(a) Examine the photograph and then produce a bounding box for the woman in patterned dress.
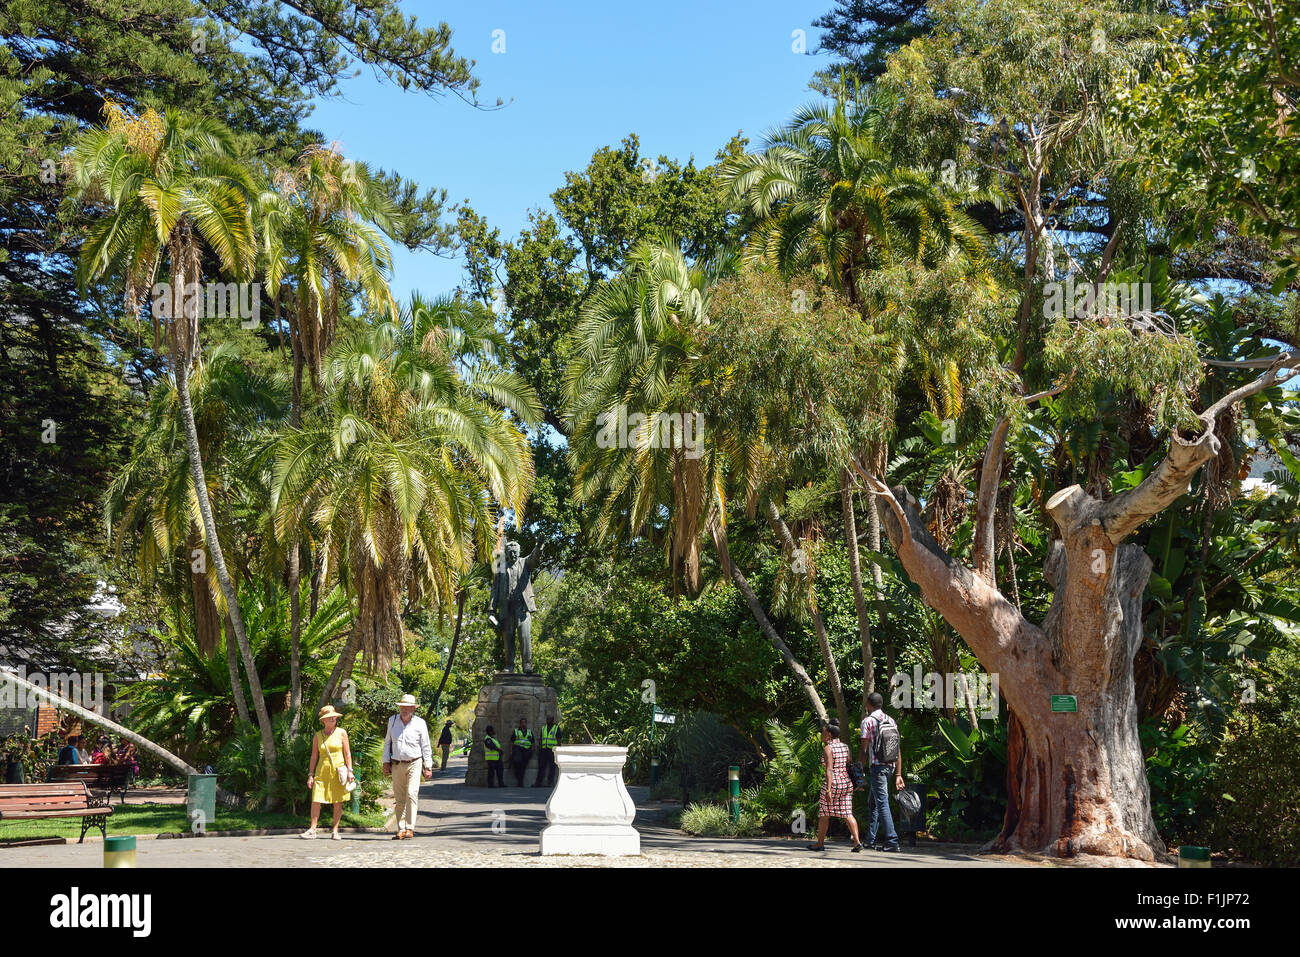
[809,722,863,852]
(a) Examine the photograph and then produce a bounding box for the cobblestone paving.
[0,756,1024,868]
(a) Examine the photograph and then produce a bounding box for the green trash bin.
[350,781,361,815]
[187,773,217,834]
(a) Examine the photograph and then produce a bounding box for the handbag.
[846,760,865,790]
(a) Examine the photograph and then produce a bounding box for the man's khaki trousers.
[392,759,423,833]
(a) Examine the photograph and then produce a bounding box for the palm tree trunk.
[811,609,851,737]
[224,613,251,724]
[286,539,304,736]
[2,669,246,807]
[764,499,849,734]
[173,313,279,799]
[309,545,321,621]
[865,493,896,681]
[2,670,199,777]
[707,520,828,724]
[841,468,875,699]
[425,588,467,726]
[319,625,362,711]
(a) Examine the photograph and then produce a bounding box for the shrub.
[680,801,764,837]
[742,713,823,829]
[1206,649,1300,865]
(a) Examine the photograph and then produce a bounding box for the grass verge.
[0,803,386,843]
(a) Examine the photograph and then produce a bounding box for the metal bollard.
[104,834,136,868]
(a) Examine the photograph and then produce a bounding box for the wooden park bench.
[0,782,113,843]
[46,763,133,805]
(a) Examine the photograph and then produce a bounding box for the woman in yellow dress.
[301,705,354,839]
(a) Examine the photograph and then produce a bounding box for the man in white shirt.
[382,694,433,839]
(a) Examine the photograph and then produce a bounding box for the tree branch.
[973,417,1010,581]
[847,461,1048,683]
[1098,358,1298,542]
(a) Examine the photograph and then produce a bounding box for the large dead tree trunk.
[851,360,1294,859]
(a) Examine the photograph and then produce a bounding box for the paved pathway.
[0,756,1026,868]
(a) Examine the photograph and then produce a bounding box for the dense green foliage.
[3,0,1298,862]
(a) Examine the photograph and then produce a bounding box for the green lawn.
[0,803,387,842]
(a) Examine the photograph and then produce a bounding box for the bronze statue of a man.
[487,539,543,673]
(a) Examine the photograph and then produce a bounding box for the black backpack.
[871,713,900,765]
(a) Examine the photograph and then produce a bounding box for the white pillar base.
[539,745,640,856]
[539,825,640,857]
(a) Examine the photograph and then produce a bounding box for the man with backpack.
[859,692,906,852]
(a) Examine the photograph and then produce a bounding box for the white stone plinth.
[539,745,640,856]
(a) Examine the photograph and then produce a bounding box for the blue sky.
[306,1,833,301]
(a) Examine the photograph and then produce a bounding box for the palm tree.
[68,104,280,787]
[566,239,736,597]
[105,345,288,721]
[721,91,989,303]
[257,143,400,733]
[271,294,540,707]
[565,239,832,723]
[722,90,994,698]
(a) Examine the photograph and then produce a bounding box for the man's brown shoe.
[392,832,403,840]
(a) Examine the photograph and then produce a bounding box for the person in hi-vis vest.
[483,725,503,787]
[510,717,533,786]
[534,715,561,788]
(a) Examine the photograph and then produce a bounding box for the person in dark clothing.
[534,714,560,788]
[483,725,504,787]
[510,718,533,787]
[438,720,454,771]
[56,735,81,765]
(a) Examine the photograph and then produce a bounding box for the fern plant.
[743,713,826,828]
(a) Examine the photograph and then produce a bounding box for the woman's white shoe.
[299,828,317,839]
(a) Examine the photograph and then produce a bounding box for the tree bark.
[224,613,251,725]
[191,547,222,659]
[841,468,875,699]
[855,464,1164,859]
[2,669,199,777]
[865,493,895,682]
[170,255,279,798]
[425,588,467,726]
[319,625,363,712]
[764,499,850,735]
[286,539,303,736]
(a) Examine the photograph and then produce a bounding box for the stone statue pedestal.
[465,673,560,788]
[539,745,640,856]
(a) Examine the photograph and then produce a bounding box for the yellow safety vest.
[541,724,558,748]
[484,735,500,760]
[513,728,532,748]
